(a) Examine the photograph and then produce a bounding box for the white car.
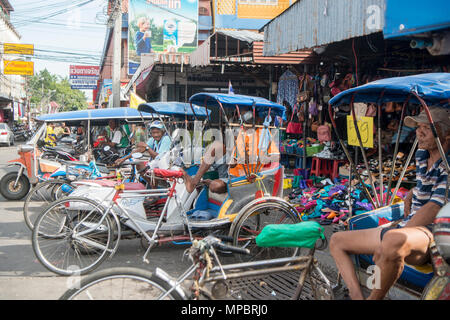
[0,123,14,146]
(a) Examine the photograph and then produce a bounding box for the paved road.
[0,144,338,300]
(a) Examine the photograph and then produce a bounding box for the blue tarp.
[36,107,156,122]
[383,0,450,39]
[137,102,210,118]
[189,93,286,120]
[329,73,450,108]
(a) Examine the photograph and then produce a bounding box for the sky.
[9,0,109,101]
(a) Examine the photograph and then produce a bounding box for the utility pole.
[112,0,122,108]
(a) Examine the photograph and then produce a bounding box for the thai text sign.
[3,60,34,76]
[69,65,100,77]
[69,65,99,89]
[3,43,34,55]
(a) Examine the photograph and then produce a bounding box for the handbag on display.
[317,123,332,142]
[311,121,320,132]
[365,103,377,117]
[286,104,303,134]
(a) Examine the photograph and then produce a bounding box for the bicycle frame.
[154,240,334,300]
[70,177,195,264]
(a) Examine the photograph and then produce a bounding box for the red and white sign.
[69,65,100,77]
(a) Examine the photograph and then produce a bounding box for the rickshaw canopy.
[188,93,286,120]
[329,73,450,108]
[137,102,210,119]
[36,107,156,124]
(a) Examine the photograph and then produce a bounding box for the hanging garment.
[277,70,299,110]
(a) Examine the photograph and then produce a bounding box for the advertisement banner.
[128,0,199,74]
[3,60,34,76]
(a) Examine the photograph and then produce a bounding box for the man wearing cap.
[114,120,171,166]
[330,106,450,300]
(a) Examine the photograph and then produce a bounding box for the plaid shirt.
[403,149,450,226]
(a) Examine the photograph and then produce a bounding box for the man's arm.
[403,188,414,218]
[114,142,148,165]
[404,201,441,227]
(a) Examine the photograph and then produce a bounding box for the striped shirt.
[402,149,450,227]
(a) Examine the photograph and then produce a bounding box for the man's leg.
[330,228,382,300]
[367,226,432,300]
[183,141,226,193]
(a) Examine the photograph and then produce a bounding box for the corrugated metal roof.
[252,41,317,64]
[262,0,386,56]
[215,29,264,43]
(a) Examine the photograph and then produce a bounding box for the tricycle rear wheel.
[231,199,301,262]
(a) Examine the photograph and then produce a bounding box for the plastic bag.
[255,221,325,249]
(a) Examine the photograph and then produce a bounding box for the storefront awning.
[189,30,317,67]
[260,0,386,56]
[383,0,450,39]
[0,94,13,104]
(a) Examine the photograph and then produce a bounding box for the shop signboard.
[69,65,99,90]
[346,115,374,148]
[3,60,34,76]
[3,43,34,55]
[128,0,199,75]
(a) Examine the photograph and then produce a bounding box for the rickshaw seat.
[187,187,227,221]
[347,203,434,288]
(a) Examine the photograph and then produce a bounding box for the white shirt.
[110,129,122,145]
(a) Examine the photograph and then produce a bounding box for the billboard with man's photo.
[128,0,199,75]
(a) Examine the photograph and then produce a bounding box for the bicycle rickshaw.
[0,107,156,201]
[328,73,450,299]
[22,107,157,230]
[59,76,449,301]
[31,96,301,276]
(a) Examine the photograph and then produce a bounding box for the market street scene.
[0,0,449,304]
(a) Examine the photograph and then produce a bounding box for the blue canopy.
[137,102,210,118]
[36,107,156,123]
[329,73,450,108]
[188,93,286,120]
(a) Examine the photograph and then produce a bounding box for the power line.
[1,0,95,31]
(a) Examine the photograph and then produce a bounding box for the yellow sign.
[3,60,34,76]
[129,91,146,109]
[3,43,34,55]
[347,115,374,148]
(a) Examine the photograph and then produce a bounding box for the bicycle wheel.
[231,201,301,262]
[60,267,183,300]
[32,197,113,276]
[23,180,74,230]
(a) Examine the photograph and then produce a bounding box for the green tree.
[27,69,87,112]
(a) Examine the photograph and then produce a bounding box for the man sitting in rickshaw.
[330,106,450,300]
[114,120,171,166]
[103,119,131,153]
[183,110,280,194]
